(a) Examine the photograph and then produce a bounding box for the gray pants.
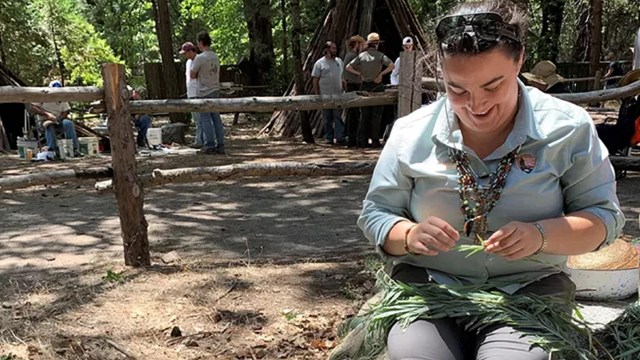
[387,263,574,360]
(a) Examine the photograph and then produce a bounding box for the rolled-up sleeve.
[357,124,414,257]
[560,114,625,247]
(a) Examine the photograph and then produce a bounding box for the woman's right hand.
[406,217,460,255]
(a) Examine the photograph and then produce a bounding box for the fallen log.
[0,86,104,104]
[95,161,377,193]
[610,155,640,172]
[0,167,113,191]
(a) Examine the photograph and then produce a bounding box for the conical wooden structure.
[261,0,427,137]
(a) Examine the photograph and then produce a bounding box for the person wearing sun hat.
[521,60,569,93]
[346,32,395,148]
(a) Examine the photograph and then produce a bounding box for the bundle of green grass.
[336,271,640,360]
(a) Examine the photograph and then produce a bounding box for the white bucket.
[146,128,162,146]
[17,138,39,160]
[57,139,74,159]
[78,137,99,156]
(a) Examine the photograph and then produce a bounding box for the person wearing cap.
[343,35,367,147]
[390,36,414,86]
[521,60,569,94]
[312,41,346,145]
[346,32,395,148]
[28,80,80,158]
[190,31,225,155]
[179,41,202,148]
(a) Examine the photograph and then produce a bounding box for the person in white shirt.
[179,42,202,148]
[190,31,225,155]
[29,80,80,157]
[390,36,415,86]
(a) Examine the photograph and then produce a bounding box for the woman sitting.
[357,1,625,359]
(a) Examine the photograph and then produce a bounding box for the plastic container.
[569,267,639,300]
[146,128,162,146]
[78,137,99,156]
[57,139,74,159]
[17,138,39,160]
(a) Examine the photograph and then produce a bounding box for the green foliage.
[85,0,159,81]
[343,271,640,360]
[0,0,53,84]
[102,269,124,283]
[177,0,248,65]
[0,0,120,85]
[0,354,17,360]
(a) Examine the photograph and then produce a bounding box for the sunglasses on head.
[435,12,519,46]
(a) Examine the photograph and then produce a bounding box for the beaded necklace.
[449,145,520,244]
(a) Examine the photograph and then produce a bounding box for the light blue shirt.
[357,81,625,293]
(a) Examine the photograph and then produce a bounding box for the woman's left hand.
[483,221,543,260]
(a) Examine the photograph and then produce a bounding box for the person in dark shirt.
[604,52,624,89]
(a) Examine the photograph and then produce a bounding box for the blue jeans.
[196,91,225,151]
[192,112,204,146]
[322,108,345,142]
[134,114,152,146]
[45,118,79,151]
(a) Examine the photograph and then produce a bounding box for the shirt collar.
[432,80,545,158]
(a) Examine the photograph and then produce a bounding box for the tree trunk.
[280,0,289,77]
[101,63,150,267]
[151,0,185,124]
[0,33,6,65]
[589,0,603,77]
[537,0,565,62]
[242,0,276,87]
[290,0,314,143]
[572,0,590,62]
[359,0,375,37]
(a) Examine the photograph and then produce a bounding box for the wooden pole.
[397,51,415,118]
[101,63,150,267]
[411,53,423,112]
[593,70,602,91]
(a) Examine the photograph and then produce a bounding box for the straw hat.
[348,35,366,44]
[367,32,381,43]
[521,60,565,91]
[619,68,640,87]
[567,239,638,270]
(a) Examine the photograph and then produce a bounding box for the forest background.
[0,0,638,93]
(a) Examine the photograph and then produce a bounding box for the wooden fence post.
[101,63,150,267]
[397,51,422,118]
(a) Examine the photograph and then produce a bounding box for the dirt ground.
[1,115,639,360]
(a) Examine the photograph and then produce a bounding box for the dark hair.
[197,31,212,47]
[324,41,335,49]
[438,0,526,61]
